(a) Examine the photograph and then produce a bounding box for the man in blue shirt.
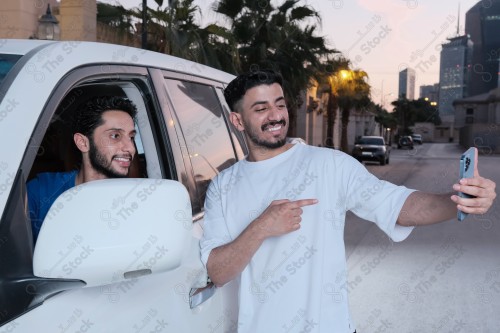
[27,96,138,242]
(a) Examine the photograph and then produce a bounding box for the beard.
[88,137,130,178]
[246,119,288,149]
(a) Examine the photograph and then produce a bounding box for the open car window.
[28,81,159,182]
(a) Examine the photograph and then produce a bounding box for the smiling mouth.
[113,155,133,167]
[262,120,286,132]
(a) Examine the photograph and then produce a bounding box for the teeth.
[267,125,281,132]
[114,157,130,162]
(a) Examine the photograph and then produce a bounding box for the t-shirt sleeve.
[342,155,415,242]
[200,176,232,268]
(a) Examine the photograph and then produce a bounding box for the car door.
[1,63,238,332]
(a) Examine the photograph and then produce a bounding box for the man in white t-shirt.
[200,70,496,333]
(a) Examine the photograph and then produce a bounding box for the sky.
[98,0,480,108]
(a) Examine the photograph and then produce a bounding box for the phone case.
[457,147,475,221]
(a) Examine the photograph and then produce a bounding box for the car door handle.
[189,282,216,309]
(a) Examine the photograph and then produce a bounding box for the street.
[345,143,500,332]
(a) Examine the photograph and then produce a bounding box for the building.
[0,0,58,39]
[0,0,138,46]
[438,35,473,141]
[465,0,500,97]
[0,0,96,41]
[419,83,439,103]
[438,34,473,139]
[453,87,500,153]
[398,68,416,100]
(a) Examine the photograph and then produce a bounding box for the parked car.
[0,40,247,331]
[411,134,423,145]
[398,135,414,149]
[351,136,390,165]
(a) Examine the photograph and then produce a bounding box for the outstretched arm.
[397,148,496,227]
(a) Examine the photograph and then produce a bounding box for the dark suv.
[352,136,390,165]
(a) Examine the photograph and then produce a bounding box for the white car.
[411,133,423,145]
[0,40,245,332]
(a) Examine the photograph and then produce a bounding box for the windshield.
[0,54,22,87]
[358,137,384,145]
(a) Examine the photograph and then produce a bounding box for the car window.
[164,79,237,212]
[358,137,384,145]
[28,81,154,181]
[0,53,22,87]
[216,87,248,159]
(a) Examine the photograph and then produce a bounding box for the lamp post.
[37,4,60,40]
[381,93,394,110]
[142,0,147,49]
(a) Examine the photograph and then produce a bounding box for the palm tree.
[212,0,334,136]
[336,69,371,152]
[391,97,441,138]
[129,0,201,56]
[316,57,349,148]
[128,0,240,73]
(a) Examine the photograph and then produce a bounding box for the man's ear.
[230,112,244,131]
[73,133,90,153]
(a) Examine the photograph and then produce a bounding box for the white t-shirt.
[200,144,415,333]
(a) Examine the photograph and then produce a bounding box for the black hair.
[223,69,284,112]
[72,96,137,137]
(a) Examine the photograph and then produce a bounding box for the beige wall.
[0,0,95,41]
[96,22,141,48]
[0,0,58,39]
[59,0,96,41]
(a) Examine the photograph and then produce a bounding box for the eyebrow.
[250,96,285,109]
[105,128,137,135]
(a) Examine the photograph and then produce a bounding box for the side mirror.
[33,179,192,288]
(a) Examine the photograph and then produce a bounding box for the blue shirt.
[27,170,78,242]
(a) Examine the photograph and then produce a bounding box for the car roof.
[0,39,235,83]
[0,39,52,55]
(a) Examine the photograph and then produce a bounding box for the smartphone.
[457,147,475,221]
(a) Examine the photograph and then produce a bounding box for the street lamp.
[37,4,60,40]
[190,153,218,175]
[381,93,394,109]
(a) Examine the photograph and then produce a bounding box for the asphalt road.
[344,143,500,333]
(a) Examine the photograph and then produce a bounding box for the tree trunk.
[287,105,297,138]
[340,106,350,153]
[325,92,337,148]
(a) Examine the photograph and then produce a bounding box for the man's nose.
[122,137,136,155]
[267,105,283,120]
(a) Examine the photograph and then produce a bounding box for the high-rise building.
[438,35,473,120]
[465,0,500,96]
[398,68,416,99]
[419,83,439,103]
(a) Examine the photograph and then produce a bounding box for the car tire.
[386,157,390,165]
[380,157,386,166]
